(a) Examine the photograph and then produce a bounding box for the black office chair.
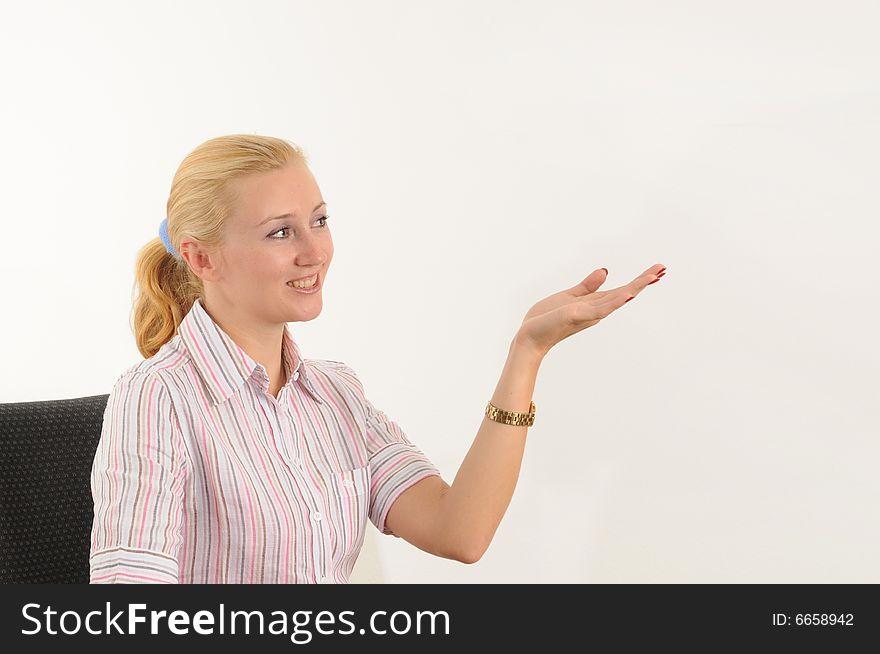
[0,394,108,583]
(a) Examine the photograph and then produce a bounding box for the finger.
[591,288,633,311]
[591,272,658,310]
[638,263,666,289]
[564,267,609,297]
[637,263,666,282]
[572,288,631,322]
[615,264,667,304]
[584,263,665,296]
[616,264,667,297]
[574,264,666,304]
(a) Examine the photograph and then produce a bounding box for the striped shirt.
[89,297,441,583]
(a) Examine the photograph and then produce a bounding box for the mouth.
[286,273,321,293]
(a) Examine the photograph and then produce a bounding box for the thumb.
[566,267,608,297]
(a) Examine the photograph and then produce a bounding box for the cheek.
[241,251,281,280]
[223,247,266,280]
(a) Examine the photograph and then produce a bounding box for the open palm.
[516,264,666,357]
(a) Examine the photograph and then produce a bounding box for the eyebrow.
[258,202,327,227]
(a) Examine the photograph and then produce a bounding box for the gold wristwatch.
[485,400,536,427]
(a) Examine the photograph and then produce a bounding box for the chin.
[284,304,323,321]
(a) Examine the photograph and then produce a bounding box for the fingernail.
[601,268,608,275]
[625,296,634,303]
[657,267,666,275]
[647,277,661,285]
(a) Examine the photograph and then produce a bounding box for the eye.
[269,215,330,239]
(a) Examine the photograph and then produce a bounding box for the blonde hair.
[131,134,308,359]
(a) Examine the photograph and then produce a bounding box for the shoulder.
[109,337,189,393]
[106,343,189,413]
[106,368,174,410]
[305,358,360,383]
[304,358,367,404]
[103,347,191,444]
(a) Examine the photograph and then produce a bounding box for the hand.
[515,264,666,357]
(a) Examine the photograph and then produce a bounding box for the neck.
[200,296,289,394]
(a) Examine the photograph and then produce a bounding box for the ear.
[180,237,223,283]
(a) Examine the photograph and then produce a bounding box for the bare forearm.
[442,333,544,562]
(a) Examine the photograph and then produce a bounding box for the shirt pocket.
[325,464,371,563]
[330,464,370,500]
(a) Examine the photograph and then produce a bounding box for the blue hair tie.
[159,217,180,259]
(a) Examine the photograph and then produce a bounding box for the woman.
[89,134,666,583]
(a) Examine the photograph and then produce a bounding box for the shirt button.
[318,575,330,584]
[293,370,300,381]
[311,511,323,522]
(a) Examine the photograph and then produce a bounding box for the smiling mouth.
[287,274,320,290]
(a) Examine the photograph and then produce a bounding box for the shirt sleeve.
[89,370,189,583]
[333,363,442,537]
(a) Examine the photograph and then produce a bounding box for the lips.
[286,273,321,291]
[288,275,316,285]
[289,272,320,282]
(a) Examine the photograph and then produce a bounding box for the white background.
[1,0,878,583]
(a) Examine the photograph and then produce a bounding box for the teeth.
[289,275,317,288]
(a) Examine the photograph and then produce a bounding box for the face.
[189,162,333,325]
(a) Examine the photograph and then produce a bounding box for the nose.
[293,231,328,266]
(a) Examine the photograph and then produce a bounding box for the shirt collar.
[178,297,325,406]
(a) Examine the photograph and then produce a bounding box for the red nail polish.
[625,296,634,303]
[647,277,661,285]
[657,267,666,275]
[601,268,608,275]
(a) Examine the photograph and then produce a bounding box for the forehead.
[226,163,321,226]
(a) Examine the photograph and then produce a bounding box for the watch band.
[485,400,536,427]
